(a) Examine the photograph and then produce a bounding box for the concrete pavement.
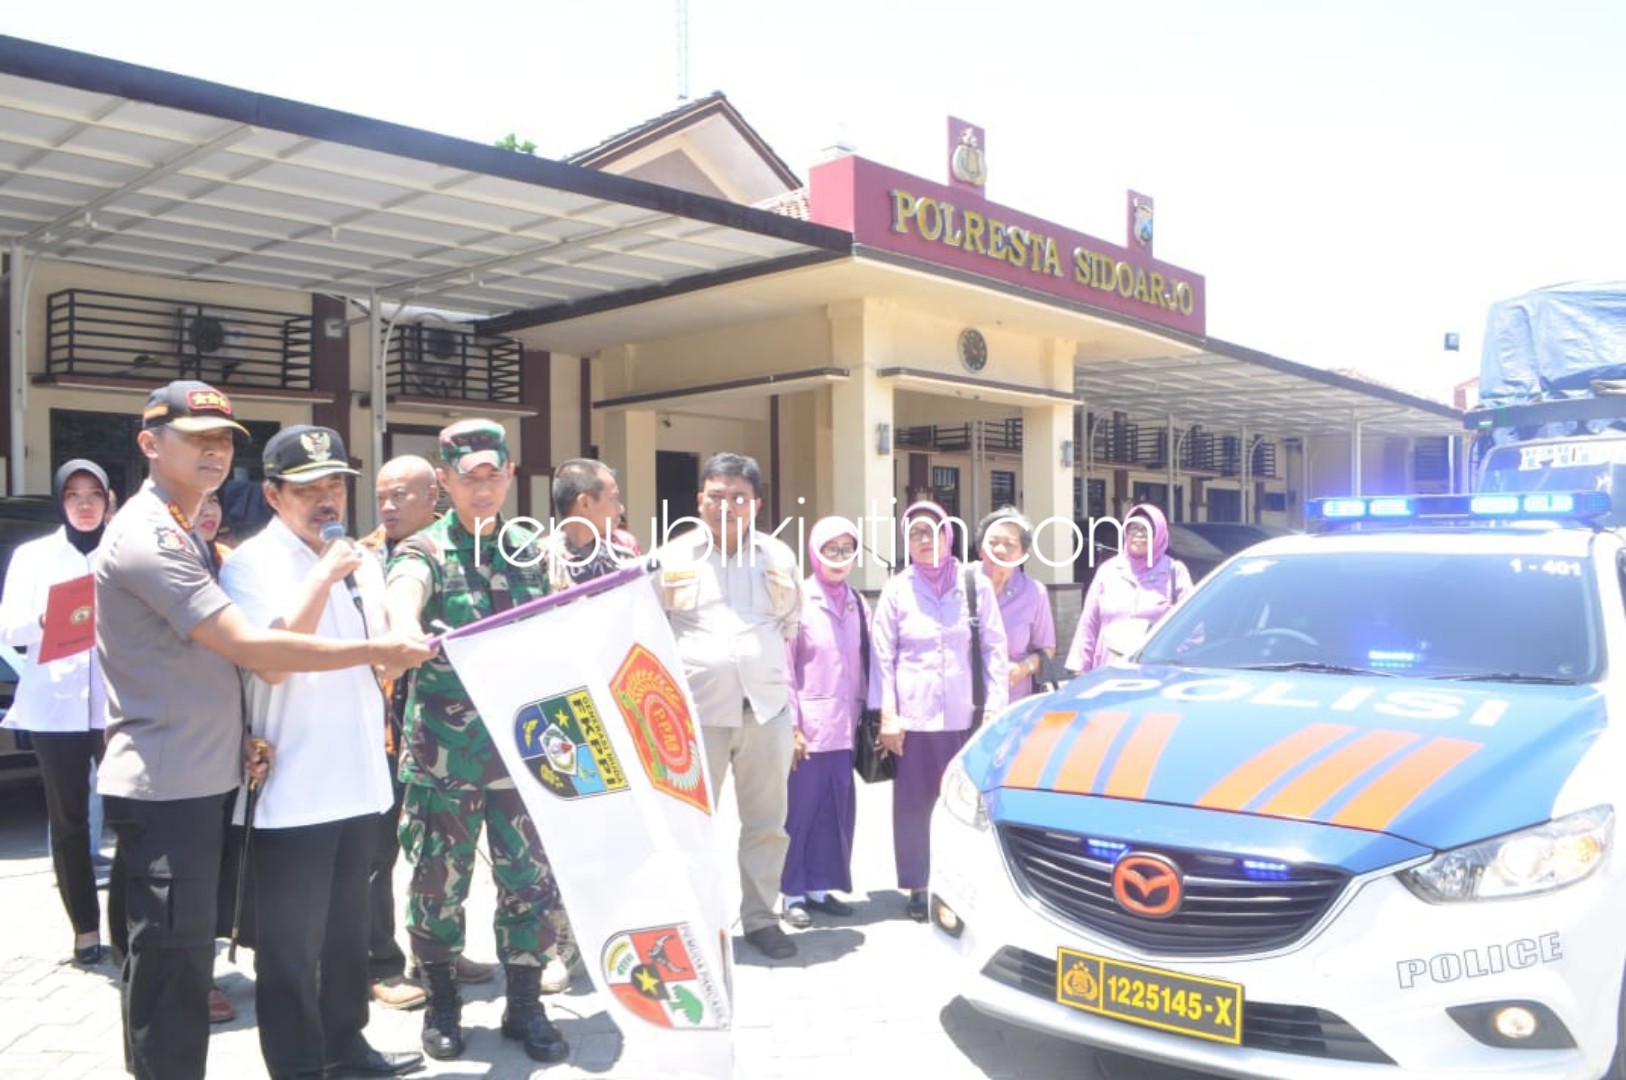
[0,780,1213,1079]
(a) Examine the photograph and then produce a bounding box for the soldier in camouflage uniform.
[383,419,568,1065]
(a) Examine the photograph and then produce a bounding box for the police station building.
[0,36,1462,596]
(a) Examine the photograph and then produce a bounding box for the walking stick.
[228,737,269,963]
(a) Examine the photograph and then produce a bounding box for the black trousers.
[32,730,104,936]
[366,772,407,980]
[105,791,234,1080]
[253,813,378,1079]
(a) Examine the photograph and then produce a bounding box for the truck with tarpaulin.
[1466,282,1626,523]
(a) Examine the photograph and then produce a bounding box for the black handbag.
[1030,649,1067,694]
[853,706,894,783]
[853,602,896,783]
[965,567,986,730]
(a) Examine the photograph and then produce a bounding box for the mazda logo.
[1112,853,1183,918]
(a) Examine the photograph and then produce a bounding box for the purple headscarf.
[901,500,957,597]
[807,515,860,609]
[1122,503,1176,587]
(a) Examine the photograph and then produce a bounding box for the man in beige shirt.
[656,452,801,959]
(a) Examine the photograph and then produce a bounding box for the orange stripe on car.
[1101,711,1183,799]
[1195,723,1355,811]
[1330,737,1483,832]
[1255,729,1422,820]
[1002,711,1078,790]
[1051,710,1131,794]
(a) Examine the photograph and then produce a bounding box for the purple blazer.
[788,578,878,753]
[874,565,1009,733]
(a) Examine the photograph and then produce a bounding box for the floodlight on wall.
[877,422,892,456]
[1062,439,1076,468]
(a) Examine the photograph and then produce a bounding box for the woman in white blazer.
[0,459,112,966]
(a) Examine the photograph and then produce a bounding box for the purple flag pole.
[427,561,652,650]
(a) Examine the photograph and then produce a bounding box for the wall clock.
[958,327,988,373]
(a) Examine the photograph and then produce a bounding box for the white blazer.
[0,527,107,733]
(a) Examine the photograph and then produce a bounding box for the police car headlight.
[1399,806,1613,903]
[940,756,989,831]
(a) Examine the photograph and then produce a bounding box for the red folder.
[37,574,95,664]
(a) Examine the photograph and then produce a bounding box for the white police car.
[930,492,1626,1078]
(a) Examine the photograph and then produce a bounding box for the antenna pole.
[675,0,689,102]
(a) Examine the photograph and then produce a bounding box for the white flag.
[439,566,732,1078]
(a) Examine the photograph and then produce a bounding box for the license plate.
[1055,947,1243,1045]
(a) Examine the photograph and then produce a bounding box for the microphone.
[320,521,364,613]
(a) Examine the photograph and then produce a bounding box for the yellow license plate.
[1055,947,1243,1045]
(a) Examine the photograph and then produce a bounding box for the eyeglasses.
[702,491,753,506]
[907,526,939,542]
[820,542,857,559]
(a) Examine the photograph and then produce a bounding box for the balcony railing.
[386,323,522,404]
[896,419,1024,453]
[1089,418,1279,478]
[46,289,314,390]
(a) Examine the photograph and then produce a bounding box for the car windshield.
[1138,548,1601,683]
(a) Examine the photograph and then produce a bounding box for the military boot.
[500,963,570,1063]
[420,961,464,1060]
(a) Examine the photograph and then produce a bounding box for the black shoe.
[782,901,812,929]
[324,1047,424,1077]
[906,890,929,923]
[418,962,463,1060]
[804,894,855,916]
[501,964,570,1063]
[744,924,797,960]
[72,943,104,967]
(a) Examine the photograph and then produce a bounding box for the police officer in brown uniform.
[96,381,433,1080]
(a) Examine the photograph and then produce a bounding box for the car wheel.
[1607,966,1626,1080]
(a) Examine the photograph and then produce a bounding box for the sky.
[7,0,1626,403]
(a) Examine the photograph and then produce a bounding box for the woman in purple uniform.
[873,501,1007,922]
[780,517,875,928]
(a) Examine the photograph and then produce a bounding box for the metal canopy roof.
[0,37,848,319]
[1073,338,1463,438]
[0,37,1461,446]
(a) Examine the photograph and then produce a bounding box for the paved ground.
[0,781,1219,1079]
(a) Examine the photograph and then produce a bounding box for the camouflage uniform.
[388,511,557,967]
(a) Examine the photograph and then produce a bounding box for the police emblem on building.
[951,127,987,188]
[1129,190,1155,255]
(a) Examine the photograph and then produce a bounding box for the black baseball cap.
[263,425,361,483]
[140,380,250,436]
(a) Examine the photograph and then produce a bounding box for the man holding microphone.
[220,425,423,1078]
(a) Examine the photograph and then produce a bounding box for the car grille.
[983,946,1394,1065]
[998,824,1349,956]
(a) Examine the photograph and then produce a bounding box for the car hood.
[970,665,1607,851]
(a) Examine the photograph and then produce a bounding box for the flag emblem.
[601,923,726,1030]
[513,689,628,800]
[611,644,710,813]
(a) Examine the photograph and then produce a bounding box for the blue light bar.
[1085,838,1130,863]
[1320,498,1371,519]
[1241,858,1292,882]
[1308,491,1611,527]
[1468,494,1520,515]
[1368,497,1414,517]
[1521,493,1576,514]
